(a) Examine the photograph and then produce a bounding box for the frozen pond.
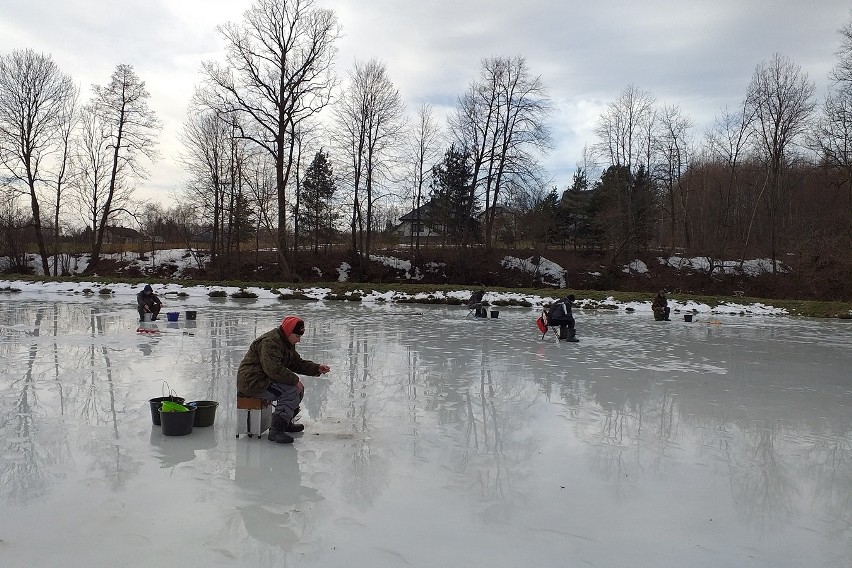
[0,293,850,567]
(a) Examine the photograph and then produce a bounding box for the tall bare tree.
[406,103,443,267]
[201,0,340,279]
[0,49,75,275]
[593,84,657,258]
[830,17,852,85]
[652,104,693,248]
[179,106,238,275]
[701,101,757,262]
[450,56,551,248]
[48,89,78,276]
[83,64,160,275]
[745,53,815,274]
[72,104,127,257]
[813,16,852,228]
[332,58,405,268]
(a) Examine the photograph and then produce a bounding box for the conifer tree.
[297,150,338,253]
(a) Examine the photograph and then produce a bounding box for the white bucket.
[142,313,153,322]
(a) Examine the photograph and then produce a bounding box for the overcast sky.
[1,0,850,207]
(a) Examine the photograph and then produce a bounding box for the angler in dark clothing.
[467,290,485,308]
[467,290,487,317]
[137,284,162,321]
[547,294,578,341]
[237,316,331,444]
[652,291,671,321]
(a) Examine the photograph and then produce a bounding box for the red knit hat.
[280,316,305,336]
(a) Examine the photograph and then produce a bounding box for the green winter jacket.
[236,327,321,395]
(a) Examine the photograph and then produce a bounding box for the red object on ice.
[136,327,160,334]
[535,315,547,334]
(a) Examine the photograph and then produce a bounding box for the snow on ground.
[659,255,788,275]
[0,249,797,316]
[0,277,788,316]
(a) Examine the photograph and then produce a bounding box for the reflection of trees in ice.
[552,363,850,536]
[0,306,69,504]
[802,427,852,558]
[551,373,684,495]
[454,360,536,520]
[174,311,249,417]
[0,303,148,498]
[728,423,796,531]
[339,327,390,511]
[430,348,536,520]
[0,375,52,504]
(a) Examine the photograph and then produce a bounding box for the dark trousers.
[550,317,574,339]
[138,305,161,320]
[258,381,304,424]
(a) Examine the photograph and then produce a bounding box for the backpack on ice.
[536,311,548,337]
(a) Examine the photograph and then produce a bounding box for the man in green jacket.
[237,316,331,444]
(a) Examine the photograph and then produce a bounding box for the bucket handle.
[161,381,178,399]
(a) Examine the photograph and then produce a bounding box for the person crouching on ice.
[547,294,578,342]
[137,284,162,321]
[237,316,331,444]
[652,291,671,321]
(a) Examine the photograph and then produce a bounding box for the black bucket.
[149,396,185,426]
[684,314,693,322]
[187,400,219,427]
[160,406,196,436]
[185,310,197,320]
[490,310,499,318]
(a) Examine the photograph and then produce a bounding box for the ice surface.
[0,292,850,567]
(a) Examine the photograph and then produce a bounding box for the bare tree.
[83,64,160,275]
[201,0,340,279]
[592,84,657,258]
[450,56,551,248]
[813,16,852,228]
[745,53,815,274]
[701,101,757,262]
[48,89,78,275]
[178,104,255,275]
[652,104,693,248]
[332,58,405,269]
[406,103,443,268]
[593,84,656,171]
[830,17,852,85]
[72,104,129,257]
[0,49,76,275]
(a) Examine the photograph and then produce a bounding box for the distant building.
[396,199,444,239]
[101,226,144,245]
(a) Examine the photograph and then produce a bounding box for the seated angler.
[467,290,485,309]
[237,316,331,444]
[652,291,671,321]
[547,294,579,342]
[467,289,487,316]
[137,284,162,321]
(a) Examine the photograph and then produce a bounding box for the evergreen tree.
[561,168,593,249]
[430,145,477,246]
[298,150,339,253]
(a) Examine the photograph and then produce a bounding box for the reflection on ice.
[0,295,850,567]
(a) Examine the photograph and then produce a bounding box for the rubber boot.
[558,325,568,340]
[567,328,579,342]
[269,414,294,443]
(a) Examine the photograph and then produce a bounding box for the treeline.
[1,0,850,286]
